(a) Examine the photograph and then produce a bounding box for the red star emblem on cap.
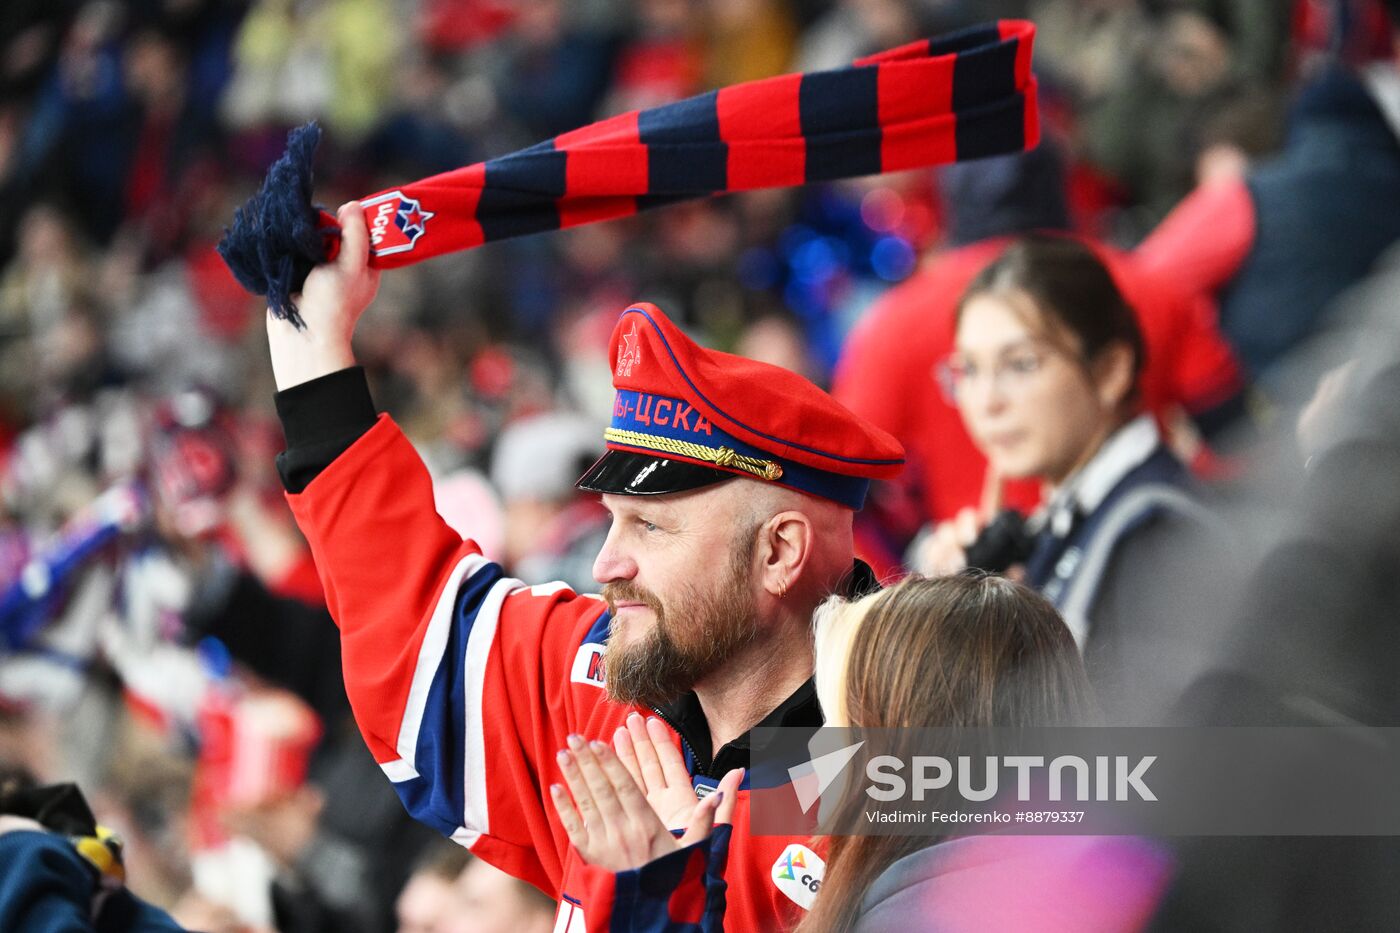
[617,321,641,378]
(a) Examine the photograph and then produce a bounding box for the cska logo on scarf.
[362,190,436,257]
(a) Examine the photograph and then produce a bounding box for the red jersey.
[287,415,817,931]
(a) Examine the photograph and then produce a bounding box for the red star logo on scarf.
[616,322,642,378]
[397,203,434,240]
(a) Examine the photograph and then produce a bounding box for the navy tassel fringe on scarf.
[220,21,1040,327]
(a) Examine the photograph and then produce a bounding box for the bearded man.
[266,204,903,931]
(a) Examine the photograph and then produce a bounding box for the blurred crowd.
[2,0,1400,930]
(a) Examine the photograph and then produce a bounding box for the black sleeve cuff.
[274,367,378,493]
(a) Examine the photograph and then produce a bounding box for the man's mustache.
[602,581,664,616]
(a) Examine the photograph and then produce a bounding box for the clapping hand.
[549,719,743,872]
[614,713,739,831]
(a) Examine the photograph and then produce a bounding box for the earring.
[778,580,788,599]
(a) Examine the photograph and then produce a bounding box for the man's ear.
[1093,342,1136,412]
[758,511,815,599]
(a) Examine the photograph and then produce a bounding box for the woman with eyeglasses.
[916,234,1225,718]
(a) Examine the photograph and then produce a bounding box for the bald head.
[691,477,856,610]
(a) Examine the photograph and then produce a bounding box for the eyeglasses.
[935,345,1055,403]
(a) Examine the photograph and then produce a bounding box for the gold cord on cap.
[604,428,784,482]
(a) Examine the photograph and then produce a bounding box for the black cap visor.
[575,449,738,497]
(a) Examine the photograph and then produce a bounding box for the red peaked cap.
[575,304,904,510]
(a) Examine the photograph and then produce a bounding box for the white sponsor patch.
[771,844,825,910]
[570,643,607,687]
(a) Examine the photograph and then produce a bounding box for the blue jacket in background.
[0,831,184,933]
[1222,66,1400,381]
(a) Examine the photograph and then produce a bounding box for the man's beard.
[602,532,759,708]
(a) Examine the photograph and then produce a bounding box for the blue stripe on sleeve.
[391,561,506,834]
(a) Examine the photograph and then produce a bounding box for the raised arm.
[264,206,606,896]
[266,201,380,392]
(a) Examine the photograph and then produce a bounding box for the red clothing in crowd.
[1134,179,1256,305]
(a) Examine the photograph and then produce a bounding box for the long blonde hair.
[799,572,1097,933]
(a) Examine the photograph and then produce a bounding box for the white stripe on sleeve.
[395,552,492,769]
[379,758,420,783]
[460,576,525,837]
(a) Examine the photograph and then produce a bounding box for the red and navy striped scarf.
[221,20,1038,325]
